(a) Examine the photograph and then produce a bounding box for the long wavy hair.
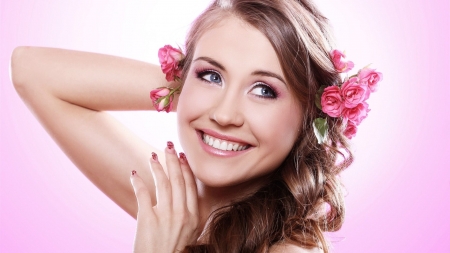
[180,0,353,252]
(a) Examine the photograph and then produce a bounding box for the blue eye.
[197,70,222,84]
[250,83,278,99]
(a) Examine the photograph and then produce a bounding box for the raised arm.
[11,46,175,218]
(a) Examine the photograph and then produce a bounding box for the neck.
[195,174,272,241]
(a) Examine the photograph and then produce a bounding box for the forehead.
[192,16,285,78]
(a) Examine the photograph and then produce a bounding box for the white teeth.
[208,137,214,146]
[213,139,220,149]
[202,133,248,152]
[219,141,227,150]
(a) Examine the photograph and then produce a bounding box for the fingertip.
[130,171,137,188]
[179,152,186,164]
[130,170,143,186]
[150,152,159,163]
[166,141,176,154]
[130,170,137,182]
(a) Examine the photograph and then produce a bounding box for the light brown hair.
[181,0,353,252]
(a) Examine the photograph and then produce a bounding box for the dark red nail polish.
[167,141,174,149]
[132,170,137,175]
[151,152,158,161]
[179,152,186,162]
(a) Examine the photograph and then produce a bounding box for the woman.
[11,0,381,252]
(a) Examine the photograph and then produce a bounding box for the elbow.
[10,46,32,97]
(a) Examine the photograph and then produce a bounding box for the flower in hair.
[342,102,370,125]
[358,68,382,92]
[330,49,354,73]
[313,50,383,143]
[320,86,343,117]
[341,77,369,108]
[343,121,358,139]
[150,45,185,113]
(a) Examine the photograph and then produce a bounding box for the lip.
[196,130,253,157]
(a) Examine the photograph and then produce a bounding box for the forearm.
[11,46,178,111]
[10,46,168,217]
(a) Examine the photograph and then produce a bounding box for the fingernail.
[167,141,174,150]
[131,170,137,176]
[151,152,158,162]
[179,152,186,163]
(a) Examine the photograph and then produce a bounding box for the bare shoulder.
[270,243,324,253]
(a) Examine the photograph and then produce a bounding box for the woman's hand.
[130,142,199,253]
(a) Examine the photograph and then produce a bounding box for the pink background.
[1,0,449,252]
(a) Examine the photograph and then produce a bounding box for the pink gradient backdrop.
[1,0,449,252]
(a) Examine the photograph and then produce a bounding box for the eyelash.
[250,82,279,99]
[195,69,223,85]
[195,69,279,99]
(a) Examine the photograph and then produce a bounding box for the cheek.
[177,75,223,121]
[177,82,199,138]
[249,102,301,140]
[176,78,219,148]
[247,101,302,162]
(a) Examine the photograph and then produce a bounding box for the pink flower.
[150,87,173,112]
[330,49,354,73]
[321,86,343,117]
[343,121,358,139]
[158,45,184,82]
[341,77,369,108]
[358,68,383,92]
[342,102,370,125]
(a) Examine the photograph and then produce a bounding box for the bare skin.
[11,20,322,251]
[11,46,169,218]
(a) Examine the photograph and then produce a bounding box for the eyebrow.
[194,56,226,71]
[251,70,286,85]
[194,56,287,85]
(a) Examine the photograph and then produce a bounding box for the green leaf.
[315,85,326,110]
[313,118,328,144]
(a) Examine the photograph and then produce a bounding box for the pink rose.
[150,87,173,112]
[321,86,343,117]
[343,121,358,139]
[342,102,370,125]
[158,45,184,82]
[358,68,383,92]
[330,49,354,73]
[341,77,369,108]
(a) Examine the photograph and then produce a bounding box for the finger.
[149,152,171,209]
[179,153,199,215]
[130,170,154,214]
[165,141,186,209]
[131,170,156,253]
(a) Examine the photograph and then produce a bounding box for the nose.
[209,90,244,127]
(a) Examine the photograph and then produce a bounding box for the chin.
[189,160,275,192]
[190,164,241,188]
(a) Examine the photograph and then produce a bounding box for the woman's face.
[177,16,303,188]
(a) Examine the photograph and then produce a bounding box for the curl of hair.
[181,0,353,252]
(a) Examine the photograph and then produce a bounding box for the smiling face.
[177,16,303,188]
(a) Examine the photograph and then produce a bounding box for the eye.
[197,70,222,84]
[249,83,278,99]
